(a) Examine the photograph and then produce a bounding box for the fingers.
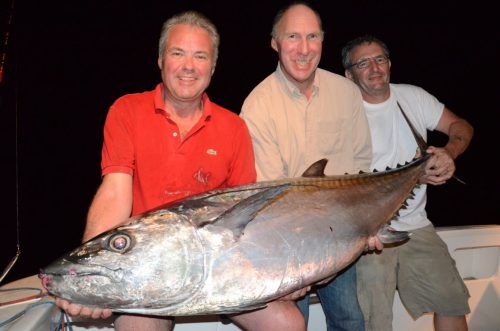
[84,307,113,319]
[54,297,112,319]
[419,174,447,185]
[66,303,84,317]
[100,309,113,319]
[55,297,70,311]
[278,286,311,301]
[368,236,384,251]
[365,236,383,251]
[421,147,456,185]
[55,297,81,315]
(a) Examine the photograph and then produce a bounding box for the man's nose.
[183,55,194,70]
[298,39,310,54]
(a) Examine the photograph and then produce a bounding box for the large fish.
[39,153,429,316]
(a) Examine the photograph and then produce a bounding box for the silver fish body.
[40,155,428,316]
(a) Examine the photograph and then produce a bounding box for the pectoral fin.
[210,184,289,237]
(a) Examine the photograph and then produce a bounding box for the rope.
[0,287,48,307]
[0,286,74,330]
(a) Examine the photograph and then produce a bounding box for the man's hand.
[278,273,341,302]
[278,286,311,301]
[55,297,113,319]
[365,235,383,251]
[420,146,455,185]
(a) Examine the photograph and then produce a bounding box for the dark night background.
[1,1,498,284]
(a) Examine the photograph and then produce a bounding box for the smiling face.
[271,4,323,92]
[158,24,215,106]
[345,42,392,103]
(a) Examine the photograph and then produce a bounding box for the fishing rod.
[0,0,20,285]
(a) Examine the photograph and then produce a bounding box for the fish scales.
[40,154,429,316]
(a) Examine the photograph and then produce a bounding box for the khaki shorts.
[356,224,470,331]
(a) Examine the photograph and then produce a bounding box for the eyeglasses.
[347,55,389,70]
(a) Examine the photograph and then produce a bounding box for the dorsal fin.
[398,102,466,185]
[209,184,289,238]
[302,159,328,177]
[397,102,428,154]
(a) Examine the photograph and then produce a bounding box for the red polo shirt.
[101,84,256,215]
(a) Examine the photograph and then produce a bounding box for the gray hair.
[341,35,390,70]
[158,11,220,66]
[271,1,324,40]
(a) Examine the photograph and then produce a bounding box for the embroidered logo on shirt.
[206,149,217,155]
[193,168,211,185]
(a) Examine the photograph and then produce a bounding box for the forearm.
[422,114,473,185]
[444,119,473,160]
[83,173,133,242]
[83,197,131,242]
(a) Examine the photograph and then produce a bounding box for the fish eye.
[108,233,132,253]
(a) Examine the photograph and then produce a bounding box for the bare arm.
[83,172,133,241]
[435,107,473,159]
[421,107,474,185]
[56,172,133,319]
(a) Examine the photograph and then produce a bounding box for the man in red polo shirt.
[55,10,307,331]
[96,74,254,218]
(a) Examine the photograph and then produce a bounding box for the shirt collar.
[154,83,212,121]
[275,63,319,99]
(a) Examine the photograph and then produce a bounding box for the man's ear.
[345,70,352,80]
[158,58,162,70]
[271,38,278,52]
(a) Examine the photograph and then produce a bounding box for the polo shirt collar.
[200,93,213,121]
[154,83,212,121]
[154,83,166,112]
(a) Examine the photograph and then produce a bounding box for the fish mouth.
[40,259,125,285]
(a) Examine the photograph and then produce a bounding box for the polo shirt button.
[173,132,178,137]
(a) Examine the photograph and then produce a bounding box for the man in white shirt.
[342,34,473,331]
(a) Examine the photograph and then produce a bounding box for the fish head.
[40,213,205,309]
